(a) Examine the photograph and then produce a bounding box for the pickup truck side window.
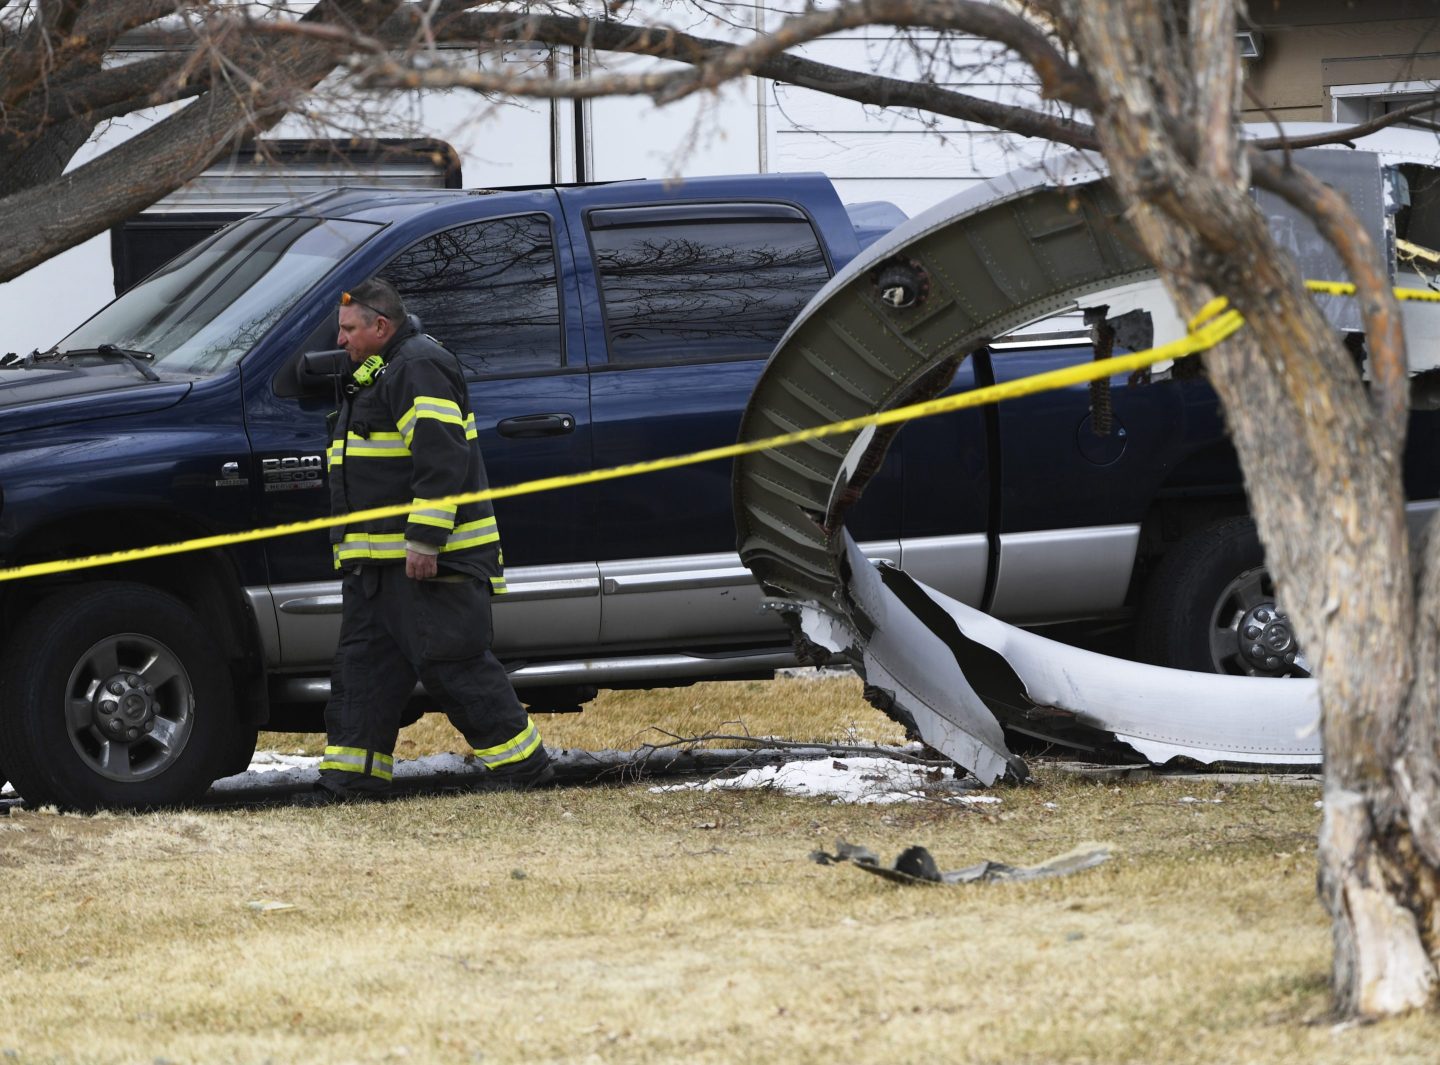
[381,213,564,377]
[588,205,830,364]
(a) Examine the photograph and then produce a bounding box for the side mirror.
[295,348,348,393]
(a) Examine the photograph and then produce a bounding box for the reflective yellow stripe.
[327,442,345,470]
[474,718,541,769]
[333,546,408,563]
[344,431,410,459]
[333,531,408,564]
[399,397,465,446]
[342,531,405,546]
[414,498,457,518]
[319,746,394,780]
[332,520,500,565]
[490,576,507,594]
[441,516,498,552]
[465,412,477,441]
[409,498,458,531]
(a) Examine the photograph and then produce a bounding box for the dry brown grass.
[4,767,1440,1064]
[261,673,906,759]
[9,676,1439,1063]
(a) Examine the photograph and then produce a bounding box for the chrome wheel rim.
[1208,567,1310,678]
[64,633,195,782]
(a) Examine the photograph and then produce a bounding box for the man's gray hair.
[346,277,406,324]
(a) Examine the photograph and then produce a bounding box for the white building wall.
[2,235,114,353]
[590,79,763,180]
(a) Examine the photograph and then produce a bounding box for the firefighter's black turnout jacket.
[326,317,505,591]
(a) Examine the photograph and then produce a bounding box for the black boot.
[297,771,395,805]
[486,746,556,791]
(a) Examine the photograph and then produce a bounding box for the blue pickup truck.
[0,170,1427,808]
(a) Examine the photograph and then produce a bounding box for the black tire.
[0,582,247,810]
[1137,517,1309,678]
[215,721,261,781]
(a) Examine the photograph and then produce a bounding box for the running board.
[272,648,799,703]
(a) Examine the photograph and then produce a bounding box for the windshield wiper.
[50,344,161,382]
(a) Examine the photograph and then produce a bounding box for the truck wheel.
[0,583,243,810]
[1137,517,1310,678]
[215,724,260,781]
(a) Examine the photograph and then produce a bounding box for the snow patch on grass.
[650,756,996,805]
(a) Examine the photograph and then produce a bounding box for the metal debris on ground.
[731,150,1385,781]
[812,839,1113,885]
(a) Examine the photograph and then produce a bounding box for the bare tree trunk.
[1060,0,1440,1015]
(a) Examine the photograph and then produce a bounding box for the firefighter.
[317,277,553,799]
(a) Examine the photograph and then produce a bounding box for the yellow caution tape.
[0,282,1431,584]
[1307,279,1440,302]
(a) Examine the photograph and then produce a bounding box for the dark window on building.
[588,205,830,364]
[112,214,242,295]
[382,214,564,375]
[110,139,461,297]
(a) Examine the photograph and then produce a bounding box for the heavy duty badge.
[261,455,324,492]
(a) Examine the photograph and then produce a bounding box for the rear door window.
[587,204,830,365]
[381,213,564,376]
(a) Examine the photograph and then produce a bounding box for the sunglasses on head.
[339,291,387,320]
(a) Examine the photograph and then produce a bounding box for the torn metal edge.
[839,534,1322,770]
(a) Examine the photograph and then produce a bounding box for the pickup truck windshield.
[59,215,380,377]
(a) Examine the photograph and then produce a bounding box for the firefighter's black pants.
[320,565,534,794]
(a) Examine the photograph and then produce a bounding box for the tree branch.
[144,5,1099,149]
[1249,152,1409,450]
[0,1,204,188]
[0,0,406,284]
[0,0,88,108]
[662,0,1097,109]
[0,0,182,107]
[1188,0,1241,187]
[353,1,1098,112]
[443,6,1100,145]
[0,52,191,139]
[1249,97,1440,151]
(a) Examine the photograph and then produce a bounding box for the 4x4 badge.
[215,461,248,488]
